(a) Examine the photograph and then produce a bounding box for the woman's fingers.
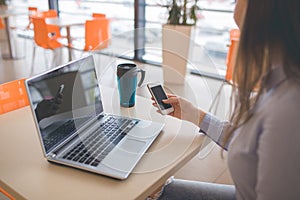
[166,93,176,97]
[162,96,179,104]
[152,102,158,107]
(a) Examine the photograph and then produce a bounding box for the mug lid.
[117,63,137,76]
[117,63,136,69]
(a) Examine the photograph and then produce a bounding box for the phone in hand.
[147,83,174,115]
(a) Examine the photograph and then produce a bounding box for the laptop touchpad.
[120,138,146,153]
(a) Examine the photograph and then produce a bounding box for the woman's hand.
[151,94,205,127]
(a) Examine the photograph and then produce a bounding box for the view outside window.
[10,0,237,78]
[10,0,49,10]
[144,0,237,77]
[58,0,136,58]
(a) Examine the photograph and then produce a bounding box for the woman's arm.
[199,113,232,151]
[157,95,232,150]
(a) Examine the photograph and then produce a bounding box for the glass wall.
[58,0,136,59]
[9,0,49,10]
[10,0,237,79]
[144,0,237,78]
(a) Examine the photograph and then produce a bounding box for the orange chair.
[225,29,240,84]
[0,78,29,115]
[28,6,38,12]
[31,16,64,73]
[85,18,110,51]
[0,17,5,29]
[69,18,111,56]
[26,6,38,29]
[0,187,15,200]
[10,6,37,32]
[92,13,106,19]
[32,9,60,35]
[35,9,58,18]
[209,29,240,113]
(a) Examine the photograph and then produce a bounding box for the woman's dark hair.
[225,0,300,143]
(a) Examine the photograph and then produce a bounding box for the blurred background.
[3,0,237,80]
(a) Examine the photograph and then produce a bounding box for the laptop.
[25,55,164,180]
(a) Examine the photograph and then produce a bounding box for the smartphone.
[147,83,174,115]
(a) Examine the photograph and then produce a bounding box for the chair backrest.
[28,6,38,12]
[0,79,29,115]
[84,18,110,51]
[0,17,5,29]
[32,9,61,37]
[0,187,15,200]
[225,29,240,83]
[27,6,38,29]
[35,9,58,18]
[32,17,50,48]
[92,13,106,19]
[31,17,62,49]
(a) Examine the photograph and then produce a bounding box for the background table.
[0,85,204,200]
[0,9,27,59]
[46,17,89,61]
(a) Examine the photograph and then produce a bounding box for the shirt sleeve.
[199,113,232,151]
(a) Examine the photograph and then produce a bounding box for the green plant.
[160,0,200,25]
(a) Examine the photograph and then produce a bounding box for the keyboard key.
[79,157,87,163]
[91,160,100,167]
[85,157,94,165]
[62,116,137,167]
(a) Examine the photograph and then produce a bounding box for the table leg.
[66,26,72,61]
[3,17,13,59]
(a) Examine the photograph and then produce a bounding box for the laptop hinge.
[48,152,57,159]
[98,114,105,119]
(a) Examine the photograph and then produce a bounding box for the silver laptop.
[25,55,164,180]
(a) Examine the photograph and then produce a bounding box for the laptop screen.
[26,55,103,154]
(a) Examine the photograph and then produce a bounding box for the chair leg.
[30,45,36,75]
[72,49,76,60]
[22,30,33,59]
[43,50,49,68]
[51,49,57,69]
[199,81,226,160]
[22,37,27,59]
[52,48,63,68]
[94,53,100,68]
[198,137,216,159]
[70,48,75,61]
[208,81,226,113]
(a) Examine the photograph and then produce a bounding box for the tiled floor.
[0,30,233,185]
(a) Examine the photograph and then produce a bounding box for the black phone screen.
[151,85,172,109]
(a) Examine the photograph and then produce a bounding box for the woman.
[153,0,300,199]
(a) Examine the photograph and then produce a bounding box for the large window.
[10,0,237,79]
[9,0,49,10]
[143,0,237,78]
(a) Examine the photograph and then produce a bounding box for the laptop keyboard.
[44,120,76,151]
[44,117,89,152]
[62,116,139,167]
